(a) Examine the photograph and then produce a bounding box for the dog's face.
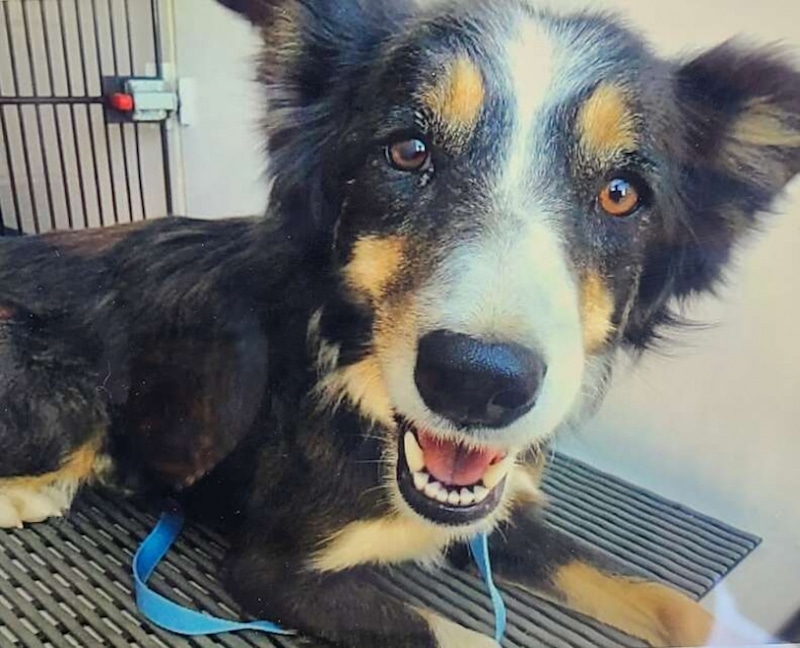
[320,9,650,528]
[222,0,800,532]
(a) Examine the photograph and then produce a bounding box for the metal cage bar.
[0,0,172,235]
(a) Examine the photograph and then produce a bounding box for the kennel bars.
[0,0,175,236]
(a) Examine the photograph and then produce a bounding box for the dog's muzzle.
[396,416,515,526]
[414,330,546,429]
[394,330,544,525]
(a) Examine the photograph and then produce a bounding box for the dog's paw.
[427,614,500,648]
[649,586,715,647]
[0,483,73,528]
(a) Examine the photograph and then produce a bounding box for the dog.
[0,0,798,646]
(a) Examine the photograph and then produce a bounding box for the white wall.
[176,0,800,633]
[171,0,267,217]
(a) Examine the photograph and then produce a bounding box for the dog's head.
[221,0,800,532]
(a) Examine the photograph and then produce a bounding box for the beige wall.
[172,0,268,217]
[178,0,800,633]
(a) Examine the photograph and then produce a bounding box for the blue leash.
[133,511,293,636]
[134,510,507,643]
[468,531,508,644]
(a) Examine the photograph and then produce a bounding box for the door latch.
[104,77,178,123]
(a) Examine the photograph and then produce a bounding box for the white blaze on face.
[381,16,587,448]
[405,217,585,448]
[500,18,558,196]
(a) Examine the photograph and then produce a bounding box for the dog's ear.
[219,0,408,234]
[216,0,273,24]
[626,43,800,347]
[678,41,800,199]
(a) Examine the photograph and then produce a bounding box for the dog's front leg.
[461,506,715,647]
[225,550,499,648]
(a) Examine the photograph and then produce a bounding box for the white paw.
[0,482,74,529]
[427,613,501,648]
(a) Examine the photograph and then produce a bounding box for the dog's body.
[0,0,798,646]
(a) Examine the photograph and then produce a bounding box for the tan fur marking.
[319,355,393,425]
[418,609,500,647]
[507,463,545,506]
[0,442,100,490]
[344,236,405,301]
[730,101,800,148]
[312,516,452,573]
[577,83,638,159]
[580,272,615,353]
[0,441,102,528]
[422,56,485,147]
[724,101,800,187]
[320,258,418,427]
[554,562,714,647]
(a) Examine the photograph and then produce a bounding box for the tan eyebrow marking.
[421,55,485,149]
[576,82,638,159]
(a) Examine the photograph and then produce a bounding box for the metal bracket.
[104,76,178,123]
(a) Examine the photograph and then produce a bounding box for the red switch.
[109,92,134,112]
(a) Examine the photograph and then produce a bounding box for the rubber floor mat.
[0,454,760,647]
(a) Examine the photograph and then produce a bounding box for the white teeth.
[402,432,512,510]
[404,432,425,473]
[473,485,489,503]
[424,481,442,500]
[482,456,512,490]
[411,472,496,508]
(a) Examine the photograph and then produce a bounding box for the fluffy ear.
[626,42,800,348]
[678,41,800,196]
[218,0,407,234]
[216,0,273,24]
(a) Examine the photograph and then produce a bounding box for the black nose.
[414,330,546,429]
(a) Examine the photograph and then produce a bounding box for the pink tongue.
[417,430,502,487]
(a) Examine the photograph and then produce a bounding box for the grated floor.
[0,455,760,647]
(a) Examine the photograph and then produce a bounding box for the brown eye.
[386,138,431,172]
[598,177,641,217]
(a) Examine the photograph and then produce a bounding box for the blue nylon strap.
[468,532,507,644]
[134,511,506,644]
[132,511,293,636]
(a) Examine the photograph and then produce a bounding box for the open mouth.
[395,416,513,526]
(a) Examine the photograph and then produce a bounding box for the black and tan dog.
[0,0,798,646]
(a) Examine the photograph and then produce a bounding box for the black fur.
[0,1,798,646]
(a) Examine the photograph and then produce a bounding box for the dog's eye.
[597,177,642,217]
[386,138,431,172]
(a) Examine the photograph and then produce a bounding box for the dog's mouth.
[395,416,513,526]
